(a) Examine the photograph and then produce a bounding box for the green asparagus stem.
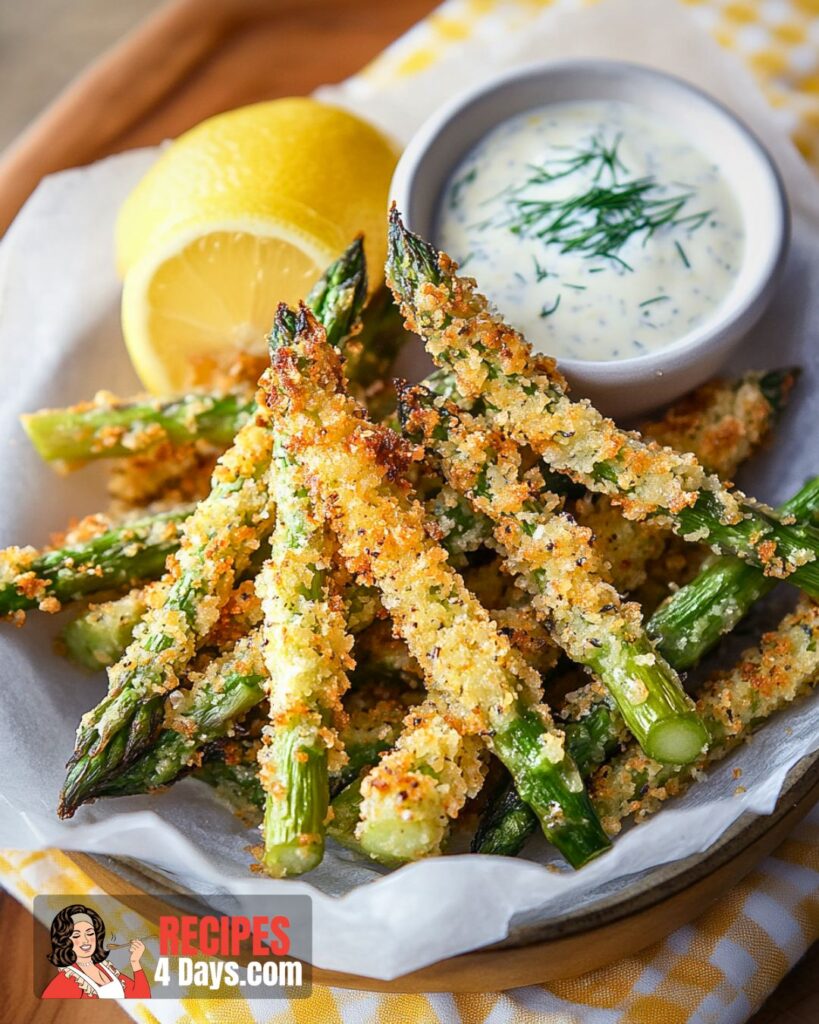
[472,697,628,856]
[0,507,191,616]
[650,477,819,668]
[400,385,707,765]
[592,597,819,831]
[254,311,355,877]
[263,302,609,868]
[21,393,252,463]
[21,281,399,464]
[62,588,152,670]
[386,210,819,598]
[472,479,819,855]
[59,241,367,818]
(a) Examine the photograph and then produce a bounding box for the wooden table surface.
[0,1,816,1020]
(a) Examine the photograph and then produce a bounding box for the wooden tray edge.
[62,758,819,993]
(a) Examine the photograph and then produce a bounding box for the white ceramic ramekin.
[390,60,789,418]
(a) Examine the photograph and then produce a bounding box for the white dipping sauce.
[436,100,744,362]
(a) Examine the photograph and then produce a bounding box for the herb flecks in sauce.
[436,101,744,362]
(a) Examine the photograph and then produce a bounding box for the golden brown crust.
[592,597,819,832]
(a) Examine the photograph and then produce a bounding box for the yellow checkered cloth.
[5,2,819,1021]
[5,807,819,1022]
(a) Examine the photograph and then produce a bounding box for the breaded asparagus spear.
[386,211,819,596]
[592,597,819,832]
[401,385,707,765]
[473,477,819,855]
[0,507,192,618]
[650,476,819,668]
[263,303,609,868]
[254,313,356,877]
[581,369,797,594]
[21,285,403,463]
[58,242,367,817]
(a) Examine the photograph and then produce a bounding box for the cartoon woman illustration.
[41,904,151,999]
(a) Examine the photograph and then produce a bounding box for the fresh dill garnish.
[485,132,711,272]
[532,256,552,282]
[564,283,587,291]
[449,167,477,210]
[539,295,561,318]
[674,240,691,268]
[524,132,627,185]
[639,295,670,308]
[458,251,475,270]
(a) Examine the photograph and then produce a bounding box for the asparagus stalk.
[472,478,819,854]
[58,241,367,818]
[263,302,609,868]
[89,590,387,800]
[62,588,154,671]
[21,284,402,464]
[592,597,819,832]
[579,369,797,595]
[640,369,797,480]
[22,393,253,463]
[400,385,707,765]
[0,507,191,617]
[96,631,268,798]
[386,211,819,598]
[650,477,819,668]
[254,314,355,878]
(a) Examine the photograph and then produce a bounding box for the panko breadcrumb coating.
[581,372,792,594]
[387,212,819,589]
[400,386,705,765]
[591,597,819,833]
[264,304,608,866]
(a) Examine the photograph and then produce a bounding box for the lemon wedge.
[116,99,398,393]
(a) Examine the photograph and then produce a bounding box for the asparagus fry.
[400,385,707,765]
[0,507,191,617]
[254,312,355,877]
[21,284,402,464]
[58,242,367,818]
[650,476,819,668]
[640,369,797,480]
[592,597,819,832]
[386,211,819,597]
[22,393,253,463]
[264,302,609,868]
[580,370,797,595]
[356,699,487,862]
[473,479,819,854]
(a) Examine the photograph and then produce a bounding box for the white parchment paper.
[1,0,819,979]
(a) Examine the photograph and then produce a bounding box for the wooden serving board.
[4,0,819,996]
[0,0,437,236]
